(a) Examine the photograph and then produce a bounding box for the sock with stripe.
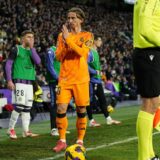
[56,113,68,140]
[136,110,154,160]
[76,112,87,141]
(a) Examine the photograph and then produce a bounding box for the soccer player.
[53,7,93,152]
[5,30,41,139]
[133,0,160,159]
[87,34,121,127]
[46,45,60,136]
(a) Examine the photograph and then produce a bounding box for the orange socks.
[56,112,87,142]
[76,113,87,141]
[56,113,68,140]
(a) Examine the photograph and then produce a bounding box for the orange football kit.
[56,31,93,106]
[55,31,93,141]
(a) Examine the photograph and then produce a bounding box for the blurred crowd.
[0,0,137,100]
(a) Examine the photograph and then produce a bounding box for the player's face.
[67,12,83,30]
[95,37,102,47]
[22,33,34,47]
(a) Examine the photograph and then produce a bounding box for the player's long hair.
[67,7,85,22]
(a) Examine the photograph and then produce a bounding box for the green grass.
[0,105,160,160]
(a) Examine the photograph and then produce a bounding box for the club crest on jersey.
[85,40,93,48]
[80,37,84,42]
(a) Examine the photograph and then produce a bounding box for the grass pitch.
[0,105,160,160]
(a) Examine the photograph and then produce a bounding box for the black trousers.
[87,82,109,120]
[49,82,57,129]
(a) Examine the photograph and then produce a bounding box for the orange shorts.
[56,82,90,106]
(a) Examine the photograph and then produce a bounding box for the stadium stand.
[0,0,136,100]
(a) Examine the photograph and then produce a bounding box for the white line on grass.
[38,132,160,160]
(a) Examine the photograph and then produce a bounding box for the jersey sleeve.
[30,48,41,65]
[55,34,67,62]
[88,50,97,75]
[88,50,94,63]
[139,0,160,46]
[65,32,93,59]
[88,66,97,75]
[46,49,58,80]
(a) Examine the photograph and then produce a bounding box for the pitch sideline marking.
[38,132,160,160]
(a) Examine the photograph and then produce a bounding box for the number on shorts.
[16,90,24,96]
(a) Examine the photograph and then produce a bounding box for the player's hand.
[96,70,102,75]
[62,24,69,40]
[28,39,34,49]
[7,80,15,90]
[26,39,34,49]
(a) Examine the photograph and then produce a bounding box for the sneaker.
[76,140,83,146]
[22,131,39,138]
[53,140,67,152]
[106,117,121,125]
[51,128,59,136]
[7,129,17,139]
[151,155,160,160]
[89,119,101,127]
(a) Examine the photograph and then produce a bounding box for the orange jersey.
[56,31,93,85]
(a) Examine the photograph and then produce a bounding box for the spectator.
[1,0,135,99]
[0,67,6,88]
